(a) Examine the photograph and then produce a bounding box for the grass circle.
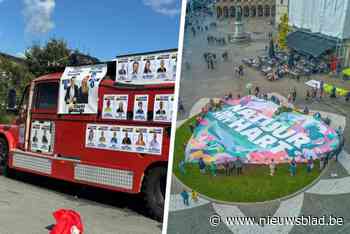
[173,116,321,203]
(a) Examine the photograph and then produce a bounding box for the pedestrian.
[179,160,186,175]
[254,86,260,97]
[288,93,292,103]
[292,87,297,102]
[289,159,297,176]
[191,190,199,203]
[198,157,206,174]
[269,159,276,176]
[209,161,217,176]
[306,89,310,101]
[319,156,325,171]
[235,157,243,175]
[229,160,235,175]
[180,190,189,206]
[224,159,230,176]
[320,80,324,98]
[306,157,313,173]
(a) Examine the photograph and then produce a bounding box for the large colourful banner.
[186,96,340,165]
[116,51,177,85]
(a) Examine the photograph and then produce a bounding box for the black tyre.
[0,137,12,177]
[142,166,167,221]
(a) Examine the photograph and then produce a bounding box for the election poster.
[121,126,134,151]
[128,56,142,81]
[96,125,109,149]
[85,124,163,155]
[153,94,174,122]
[102,94,128,120]
[148,127,163,155]
[142,55,156,80]
[133,95,148,121]
[86,124,97,148]
[115,50,177,85]
[116,57,128,81]
[155,54,171,80]
[107,126,121,150]
[30,120,55,154]
[58,64,107,114]
[171,53,177,80]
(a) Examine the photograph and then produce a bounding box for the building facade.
[215,0,276,19]
[275,0,288,25]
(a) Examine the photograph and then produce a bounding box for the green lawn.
[173,116,321,202]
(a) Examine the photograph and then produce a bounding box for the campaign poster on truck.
[153,94,174,122]
[30,120,54,154]
[102,94,128,120]
[133,95,148,121]
[85,124,163,155]
[58,64,107,114]
[115,50,177,85]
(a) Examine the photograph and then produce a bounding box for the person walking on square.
[289,159,297,176]
[198,157,206,174]
[292,87,297,102]
[269,159,276,176]
[180,190,189,206]
[191,190,199,203]
[320,80,324,99]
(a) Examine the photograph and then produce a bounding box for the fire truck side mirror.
[6,89,18,113]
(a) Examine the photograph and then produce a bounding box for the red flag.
[50,209,84,234]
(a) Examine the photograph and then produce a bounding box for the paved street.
[0,170,161,234]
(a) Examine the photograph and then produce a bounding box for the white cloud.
[143,0,180,17]
[23,0,55,34]
[15,52,26,58]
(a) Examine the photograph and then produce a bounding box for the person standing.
[320,80,324,99]
[235,157,243,176]
[210,161,217,176]
[191,190,199,203]
[179,160,186,175]
[269,159,276,176]
[180,190,189,206]
[292,87,297,102]
[319,156,325,171]
[198,157,206,174]
[307,157,314,173]
[289,159,297,176]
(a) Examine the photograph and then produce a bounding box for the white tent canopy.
[289,0,350,39]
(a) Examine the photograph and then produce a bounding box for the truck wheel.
[0,137,12,177]
[142,166,167,221]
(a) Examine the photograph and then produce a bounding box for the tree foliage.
[25,38,71,77]
[278,13,290,50]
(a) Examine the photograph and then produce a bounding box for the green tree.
[0,57,34,122]
[278,13,290,50]
[25,38,71,77]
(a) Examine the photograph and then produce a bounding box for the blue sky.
[0,0,181,61]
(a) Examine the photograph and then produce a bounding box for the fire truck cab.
[0,50,175,221]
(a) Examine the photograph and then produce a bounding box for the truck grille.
[13,153,52,175]
[74,164,133,190]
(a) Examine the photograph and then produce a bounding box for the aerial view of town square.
[167,0,350,233]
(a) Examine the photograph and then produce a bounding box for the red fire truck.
[0,49,177,221]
